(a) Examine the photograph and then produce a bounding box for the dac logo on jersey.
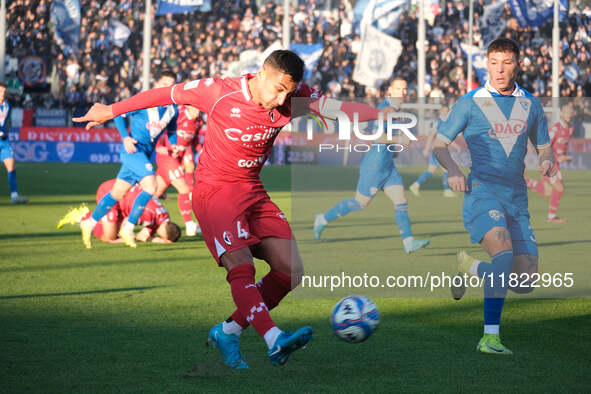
[230,107,241,118]
[488,119,527,139]
[145,121,167,134]
[223,231,234,245]
[56,141,75,163]
[145,163,153,171]
[488,209,505,221]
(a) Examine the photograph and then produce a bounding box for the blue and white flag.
[290,43,324,80]
[353,25,402,88]
[50,0,81,54]
[156,0,211,15]
[460,43,489,85]
[508,0,568,28]
[107,19,131,48]
[481,0,507,47]
[354,0,410,36]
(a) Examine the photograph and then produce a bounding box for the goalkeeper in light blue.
[433,38,556,355]
[313,77,430,254]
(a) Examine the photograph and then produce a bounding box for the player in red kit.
[74,50,383,368]
[58,179,181,243]
[525,102,575,223]
[155,104,202,236]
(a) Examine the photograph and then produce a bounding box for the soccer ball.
[331,295,379,343]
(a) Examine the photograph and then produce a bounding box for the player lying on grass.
[434,38,556,355]
[76,70,178,249]
[73,50,387,368]
[57,178,181,244]
[154,104,203,236]
[314,77,430,254]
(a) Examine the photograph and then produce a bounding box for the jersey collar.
[484,80,524,97]
[240,74,255,101]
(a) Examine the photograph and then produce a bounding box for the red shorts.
[156,153,184,187]
[193,180,293,265]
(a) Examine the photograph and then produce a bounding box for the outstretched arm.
[73,86,175,130]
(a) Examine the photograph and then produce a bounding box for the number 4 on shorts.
[237,221,249,239]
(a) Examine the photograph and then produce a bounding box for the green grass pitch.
[1,163,590,393]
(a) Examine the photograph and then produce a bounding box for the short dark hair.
[158,69,176,81]
[487,38,520,58]
[165,222,181,242]
[0,81,6,89]
[263,50,305,83]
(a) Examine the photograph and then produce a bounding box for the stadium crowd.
[5,0,591,118]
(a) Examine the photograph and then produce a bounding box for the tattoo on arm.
[495,228,511,242]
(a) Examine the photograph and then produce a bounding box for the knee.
[353,197,369,209]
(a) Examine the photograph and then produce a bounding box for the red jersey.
[96,179,170,233]
[156,104,203,157]
[549,120,574,159]
[170,74,320,184]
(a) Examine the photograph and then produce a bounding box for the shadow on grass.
[0,285,168,300]
[0,256,209,274]
[0,231,82,240]
[0,297,589,392]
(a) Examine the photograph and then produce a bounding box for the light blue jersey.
[437,82,550,254]
[356,99,403,197]
[115,105,178,184]
[437,82,549,190]
[0,100,13,161]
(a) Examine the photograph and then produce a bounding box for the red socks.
[226,265,276,337]
[184,172,194,190]
[548,189,563,217]
[178,193,193,223]
[230,270,292,329]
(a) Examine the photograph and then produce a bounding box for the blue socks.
[394,202,412,239]
[128,191,152,225]
[7,170,17,193]
[92,192,118,222]
[324,198,363,223]
[476,249,514,327]
[416,171,432,185]
[442,172,450,190]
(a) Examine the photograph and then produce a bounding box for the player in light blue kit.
[314,78,430,254]
[433,39,556,355]
[0,82,28,204]
[79,70,178,249]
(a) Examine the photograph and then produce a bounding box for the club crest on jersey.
[488,209,504,221]
[518,98,530,111]
[223,231,234,245]
[488,119,527,139]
